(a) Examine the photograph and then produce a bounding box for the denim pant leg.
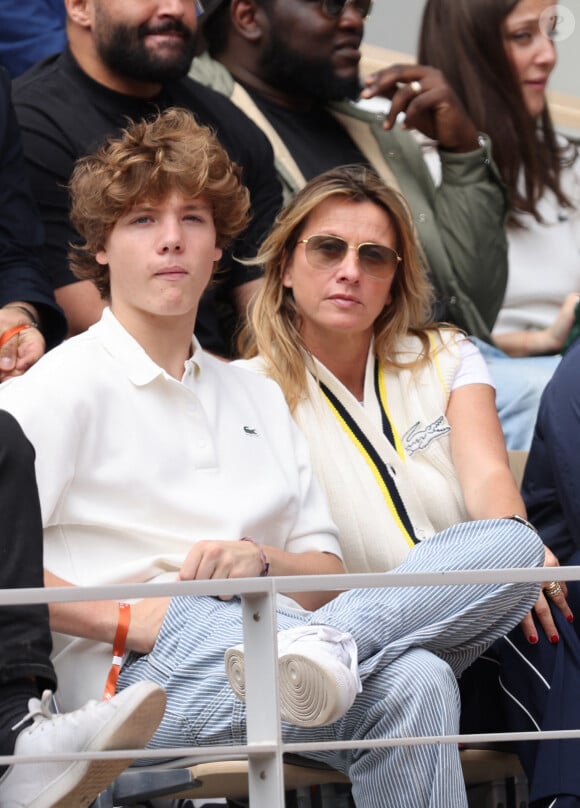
[289,648,467,808]
[118,595,312,750]
[118,520,542,806]
[120,599,467,808]
[311,519,544,679]
[471,337,560,450]
[0,410,56,688]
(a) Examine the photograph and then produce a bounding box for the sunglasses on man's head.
[297,234,402,280]
[321,0,373,20]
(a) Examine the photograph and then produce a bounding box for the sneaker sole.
[225,647,354,728]
[225,647,247,703]
[278,653,354,727]
[30,682,166,808]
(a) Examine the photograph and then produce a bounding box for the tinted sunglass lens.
[359,245,396,276]
[307,236,347,266]
[323,0,347,16]
[322,0,372,18]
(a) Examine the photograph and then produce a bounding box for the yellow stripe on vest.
[321,388,416,549]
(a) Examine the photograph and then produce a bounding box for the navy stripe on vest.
[318,380,418,545]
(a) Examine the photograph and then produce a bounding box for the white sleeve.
[451,335,495,391]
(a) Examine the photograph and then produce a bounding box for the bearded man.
[12,0,282,357]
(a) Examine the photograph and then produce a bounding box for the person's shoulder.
[171,76,246,123]
[12,52,66,100]
[12,52,120,157]
[231,355,268,374]
[172,76,274,156]
[207,352,287,398]
[387,327,464,369]
[431,325,466,350]
[12,51,83,137]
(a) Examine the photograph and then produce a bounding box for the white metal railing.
[1,564,580,807]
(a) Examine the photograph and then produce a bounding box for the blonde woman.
[240,164,532,572]
[239,164,573,806]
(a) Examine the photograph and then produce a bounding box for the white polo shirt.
[0,308,341,705]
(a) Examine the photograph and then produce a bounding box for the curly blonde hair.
[239,165,437,411]
[68,107,251,299]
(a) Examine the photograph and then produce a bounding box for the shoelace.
[11,690,54,732]
[288,626,362,685]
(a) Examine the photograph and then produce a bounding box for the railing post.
[241,588,285,807]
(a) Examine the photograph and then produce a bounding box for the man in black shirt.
[0,66,66,378]
[13,0,282,356]
[190,0,557,450]
[192,0,507,346]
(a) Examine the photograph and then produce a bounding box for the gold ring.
[544,581,563,598]
[409,80,422,95]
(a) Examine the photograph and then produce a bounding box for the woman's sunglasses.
[297,234,401,280]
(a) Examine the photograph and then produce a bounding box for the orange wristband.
[0,323,35,350]
[103,602,131,701]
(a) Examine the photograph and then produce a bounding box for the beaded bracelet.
[240,536,270,577]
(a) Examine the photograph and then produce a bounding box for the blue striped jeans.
[119,518,543,807]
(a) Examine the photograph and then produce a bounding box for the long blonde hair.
[239,165,436,411]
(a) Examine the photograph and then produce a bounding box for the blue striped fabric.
[119,518,543,807]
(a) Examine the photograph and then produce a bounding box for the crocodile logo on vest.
[403,417,450,455]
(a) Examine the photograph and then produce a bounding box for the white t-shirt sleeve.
[451,335,495,391]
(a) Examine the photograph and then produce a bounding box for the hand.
[360,64,479,152]
[0,306,46,381]
[126,596,171,655]
[179,539,265,600]
[520,545,573,643]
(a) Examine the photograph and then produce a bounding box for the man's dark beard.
[95,19,197,84]
[258,31,361,103]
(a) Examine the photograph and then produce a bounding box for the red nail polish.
[568,614,574,623]
[528,634,538,644]
[551,634,559,643]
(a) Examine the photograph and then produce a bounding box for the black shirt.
[0,66,65,348]
[13,49,283,356]
[247,86,370,179]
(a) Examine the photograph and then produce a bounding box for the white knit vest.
[293,330,468,573]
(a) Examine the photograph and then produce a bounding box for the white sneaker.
[225,624,362,727]
[0,680,166,808]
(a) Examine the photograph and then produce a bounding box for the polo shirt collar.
[90,308,200,386]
